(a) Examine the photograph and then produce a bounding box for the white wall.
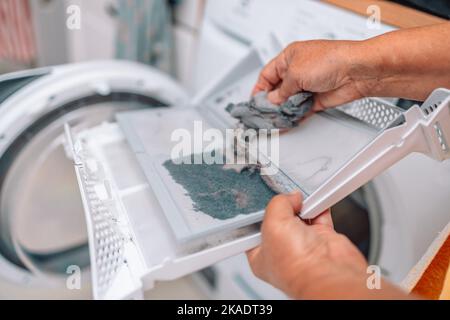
[64,0,118,63]
[32,0,205,90]
[30,0,69,66]
[173,0,206,91]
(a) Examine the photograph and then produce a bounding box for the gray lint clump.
[162,93,312,220]
[226,91,313,129]
[224,92,313,194]
[163,153,276,220]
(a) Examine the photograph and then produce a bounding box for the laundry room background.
[0,0,449,300]
[0,0,206,91]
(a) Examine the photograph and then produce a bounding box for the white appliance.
[0,61,188,299]
[0,0,448,299]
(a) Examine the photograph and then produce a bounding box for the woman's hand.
[247,192,411,299]
[246,192,368,299]
[253,23,450,108]
[252,40,374,110]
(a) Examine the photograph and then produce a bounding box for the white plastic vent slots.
[420,89,450,154]
[301,88,450,219]
[423,101,449,151]
[423,101,442,116]
[338,98,403,130]
[65,125,144,300]
[80,158,126,298]
[434,122,449,152]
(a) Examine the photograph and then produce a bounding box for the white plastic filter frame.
[64,55,449,299]
[67,86,449,299]
[301,89,450,220]
[60,46,276,300]
[63,44,288,299]
[65,122,265,300]
[236,97,403,197]
[116,42,399,243]
[69,95,404,300]
[114,45,282,243]
[65,124,146,300]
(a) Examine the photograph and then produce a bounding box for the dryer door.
[64,48,274,300]
[65,121,263,300]
[0,61,188,298]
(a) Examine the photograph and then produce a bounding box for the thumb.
[263,191,303,225]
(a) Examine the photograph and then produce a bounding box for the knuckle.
[258,69,270,83]
[285,41,303,60]
[284,70,297,84]
[286,41,301,53]
[275,60,287,78]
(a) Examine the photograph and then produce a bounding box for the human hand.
[252,40,377,110]
[246,192,368,299]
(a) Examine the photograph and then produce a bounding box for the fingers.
[253,44,303,104]
[267,73,300,104]
[311,209,334,228]
[263,190,332,232]
[252,50,289,96]
[247,191,303,280]
[251,58,281,95]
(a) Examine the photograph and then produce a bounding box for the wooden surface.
[403,223,450,300]
[440,261,450,300]
[412,235,450,299]
[323,0,446,28]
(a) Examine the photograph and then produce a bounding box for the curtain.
[116,0,175,75]
[0,0,36,65]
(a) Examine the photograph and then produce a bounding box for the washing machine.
[0,0,448,300]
